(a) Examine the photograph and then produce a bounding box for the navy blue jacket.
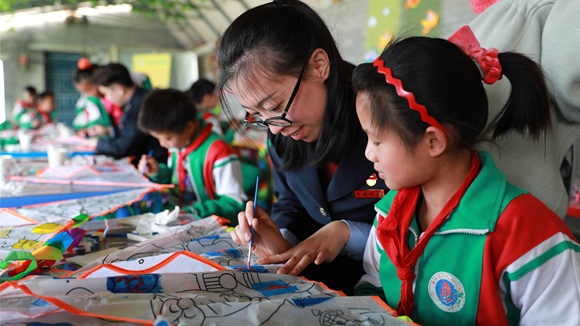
[96,87,167,165]
[270,131,388,260]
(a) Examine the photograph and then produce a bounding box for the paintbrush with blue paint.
[247,176,260,268]
[140,149,154,175]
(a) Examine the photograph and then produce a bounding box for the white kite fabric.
[15,187,155,220]
[0,215,408,325]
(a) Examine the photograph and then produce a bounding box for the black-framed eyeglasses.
[243,62,306,131]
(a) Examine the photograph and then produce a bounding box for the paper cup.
[18,132,33,151]
[47,147,68,168]
[0,155,13,183]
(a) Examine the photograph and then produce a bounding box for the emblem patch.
[366,173,378,187]
[428,271,465,313]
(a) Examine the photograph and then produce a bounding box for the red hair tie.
[373,57,446,133]
[77,58,91,70]
[448,25,502,85]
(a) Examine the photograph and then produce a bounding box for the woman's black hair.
[139,88,198,134]
[352,36,550,152]
[217,0,361,170]
[73,64,100,84]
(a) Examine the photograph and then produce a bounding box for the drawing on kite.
[107,274,163,294]
[0,228,11,238]
[12,239,41,250]
[313,308,387,326]
[32,223,62,234]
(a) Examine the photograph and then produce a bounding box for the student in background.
[186,78,224,136]
[131,72,152,90]
[353,29,580,324]
[11,85,37,123]
[86,63,167,166]
[12,85,40,130]
[138,89,246,223]
[37,91,57,125]
[72,61,113,137]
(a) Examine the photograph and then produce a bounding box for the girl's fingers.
[230,227,242,245]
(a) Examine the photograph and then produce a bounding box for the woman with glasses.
[217,0,388,295]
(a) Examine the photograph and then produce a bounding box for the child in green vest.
[13,86,40,130]
[138,88,247,224]
[12,86,37,125]
[37,91,57,125]
[352,27,580,324]
[186,78,224,137]
[72,60,112,137]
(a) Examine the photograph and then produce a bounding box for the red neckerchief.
[101,97,123,126]
[376,151,481,317]
[17,99,35,109]
[39,111,51,123]
[177,123,213,207]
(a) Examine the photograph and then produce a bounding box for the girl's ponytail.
[486,52,551,141]
[448,25,551,142]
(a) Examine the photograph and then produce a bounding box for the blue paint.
[251,280,298,297]
[154,321,169,326]
[191,235,219,242]
[106,274,163,293]
[231,265,268,273]
[292,297,332,307]
[30,298,51,307]
[205,248,242,259]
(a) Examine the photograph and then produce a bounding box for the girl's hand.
[257,220,350,275]
[76,129,89,138]
[81,137,99,148]
[138,154,159,175]
[87,125,109,137]
[230,201,291,258]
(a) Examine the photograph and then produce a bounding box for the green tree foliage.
[0,0,200,20]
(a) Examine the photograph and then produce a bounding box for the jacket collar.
[326,132,376,201]
[124,87,147,112]
[298,131,376,203]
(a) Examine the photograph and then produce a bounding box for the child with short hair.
[37,91,57,125]
[13,85,40,130]
[353,26,580,324]
[138,88,247,223]
[186,78,224,136]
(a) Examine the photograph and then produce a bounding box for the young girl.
[72,60,113,137]
[13,86,40,130]
[353,26,580,325]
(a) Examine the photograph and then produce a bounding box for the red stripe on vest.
[476,194,576,325]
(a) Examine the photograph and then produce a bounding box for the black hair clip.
[273,0,290,6]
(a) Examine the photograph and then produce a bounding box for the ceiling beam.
[208,0,233,24]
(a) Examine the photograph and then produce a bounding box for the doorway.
[45,52,84,126]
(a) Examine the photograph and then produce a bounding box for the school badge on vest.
[355,173,385,198]
[428,271,466,313]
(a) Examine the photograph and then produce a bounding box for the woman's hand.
[230,201,291,258]
[138,154,159,175]
[258,220,351,275]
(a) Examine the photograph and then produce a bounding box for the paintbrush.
[247,176,260,268]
